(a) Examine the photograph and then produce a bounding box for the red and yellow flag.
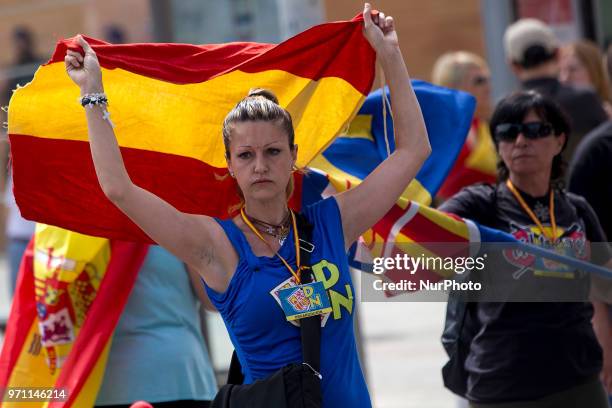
[8,16,375,242]
[437,119,497,200]
[0,226,148,407]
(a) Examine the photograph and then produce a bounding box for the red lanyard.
[240,208,304,284]
[506,179,558,242]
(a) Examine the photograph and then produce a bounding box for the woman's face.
[497,110,565,179]
[559,49,592,89]
[460,65,491,120]
[226,121,296,202]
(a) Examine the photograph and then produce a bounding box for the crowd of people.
[2,3,612,408]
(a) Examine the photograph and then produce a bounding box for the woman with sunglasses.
[439,90,612,408]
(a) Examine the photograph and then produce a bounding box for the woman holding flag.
[440,90,612,408]
[64,3,430,407]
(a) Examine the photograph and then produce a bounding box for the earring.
[229,170,235,178]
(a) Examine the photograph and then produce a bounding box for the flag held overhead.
[9,15,375,242]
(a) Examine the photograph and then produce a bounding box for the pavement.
[357,271,458,407]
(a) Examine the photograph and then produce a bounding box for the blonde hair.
[222,88,295,158]
[566,40,611,103]
[223,88,297,204]
[431,51,487,88]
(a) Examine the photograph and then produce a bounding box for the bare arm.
[336,4,431,246]
[592,299,612,392]
[590,260,612,304]
[65,37,233,292]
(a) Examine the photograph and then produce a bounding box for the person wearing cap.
[503,18,607,164]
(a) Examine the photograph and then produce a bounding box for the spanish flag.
[8,15,375,242]
[0,226,148,407]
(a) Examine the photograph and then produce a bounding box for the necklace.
[242,209,291,245]
[506,179,558,243]
[240,207,304,283]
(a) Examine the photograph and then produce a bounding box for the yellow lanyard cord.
[506,179,557,242]
[240,208,303,284]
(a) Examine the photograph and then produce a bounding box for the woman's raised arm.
[65,36,233,291]
[335,4,431,246]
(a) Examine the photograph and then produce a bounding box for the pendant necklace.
[242,209,291,245]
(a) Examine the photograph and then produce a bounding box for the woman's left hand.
[362,3,399,53]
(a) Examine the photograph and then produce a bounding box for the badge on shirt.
[277,281,332,321]
[270,276,331,327]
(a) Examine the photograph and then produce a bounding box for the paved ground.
[357,271,458,407]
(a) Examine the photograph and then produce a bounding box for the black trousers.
[469,375,609,408]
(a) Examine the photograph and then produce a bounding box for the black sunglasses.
[494,122,554,142]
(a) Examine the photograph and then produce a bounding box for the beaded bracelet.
[80,92,108,107]
[79,92,114,128]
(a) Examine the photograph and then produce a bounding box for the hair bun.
[247,88,279,104]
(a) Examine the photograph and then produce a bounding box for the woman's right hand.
[64,35,103,94]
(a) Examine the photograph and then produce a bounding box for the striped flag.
[8,15,375,242]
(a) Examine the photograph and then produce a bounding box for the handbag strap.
[294,212,321,374]
[226,211,321,384]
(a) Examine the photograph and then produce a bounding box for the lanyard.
[240,207,303,284]
[506,179,558,243]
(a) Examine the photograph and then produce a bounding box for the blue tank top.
[205,197,371,407]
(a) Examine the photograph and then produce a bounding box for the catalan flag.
[0,226,148,407]
[8,15,375,242]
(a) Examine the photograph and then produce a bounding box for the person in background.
[560,40,612,117]
[431,51,497,202]
[94,246,218,408]
[0,26,42,296]
[568,43,612,404]
[503,18,607,163]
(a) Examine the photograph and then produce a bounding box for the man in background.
[504,18,607,163]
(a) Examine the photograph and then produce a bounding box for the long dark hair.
[489,90,570,183]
